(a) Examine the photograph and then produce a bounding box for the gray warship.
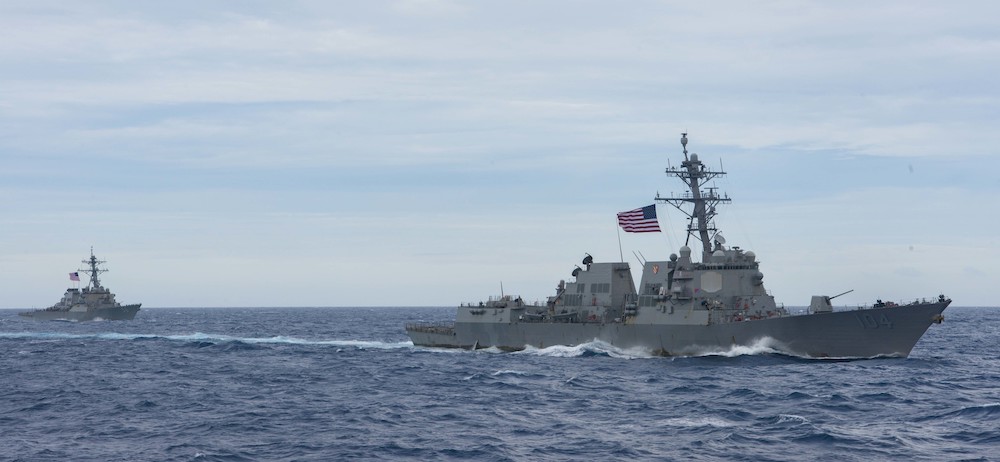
[19,250,141,321]
[406,134,951,358]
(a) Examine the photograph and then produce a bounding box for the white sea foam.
[313,339,413,349]
[684,337,784,358]
[660,417,740,428]
[0,331,412,349]
[972,402,1000,410]
[480,338,797,359]
[479,346,505,354]
[776,414,810,425]
[515,344,584,358]
[410,343,473,354]
[491,369,530,376]
[514,340,656,359]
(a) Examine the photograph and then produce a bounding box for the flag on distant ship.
[617,205,661,233]
[69,272,80,282]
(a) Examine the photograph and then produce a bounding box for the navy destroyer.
[406,134,950,358]
[19,250,141,321]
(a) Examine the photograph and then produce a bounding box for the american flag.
[69,272,80,282]
[617,205,661,233]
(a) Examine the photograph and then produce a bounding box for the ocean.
[2,306,998,461]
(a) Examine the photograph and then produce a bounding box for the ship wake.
[509,337,803,360]
[0,331,412,350]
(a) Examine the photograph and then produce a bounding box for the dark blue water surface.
[2,306,998,461]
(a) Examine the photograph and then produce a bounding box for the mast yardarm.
[656,133,731,262]
[80,247,108,289]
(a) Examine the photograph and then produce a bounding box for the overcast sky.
[2,1,997,308]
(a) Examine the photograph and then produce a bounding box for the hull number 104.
[856,313,894,329]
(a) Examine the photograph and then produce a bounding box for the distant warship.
[406,134,950,358]
[19,250,141,321]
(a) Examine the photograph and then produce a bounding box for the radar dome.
[691,153,699,162]
[669,253,678,261]
[679,246,691,257]
[745,251,756,260]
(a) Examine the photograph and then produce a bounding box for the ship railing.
[462,298,541,308]
[853,296,944,311]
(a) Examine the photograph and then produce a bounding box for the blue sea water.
[2,306,998,462]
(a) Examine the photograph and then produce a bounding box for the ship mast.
[79,247,108,289]
[656,133,731,262]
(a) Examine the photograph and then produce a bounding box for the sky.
[1,1,998,308]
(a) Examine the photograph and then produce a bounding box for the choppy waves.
[2,306,998,461]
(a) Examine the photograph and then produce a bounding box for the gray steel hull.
[408,301,948,358]
[19,304,141,322]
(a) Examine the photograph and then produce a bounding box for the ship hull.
[19,304,141,322]
[407,301,949,358]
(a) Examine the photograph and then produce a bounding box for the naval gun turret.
[809,289,854,313]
